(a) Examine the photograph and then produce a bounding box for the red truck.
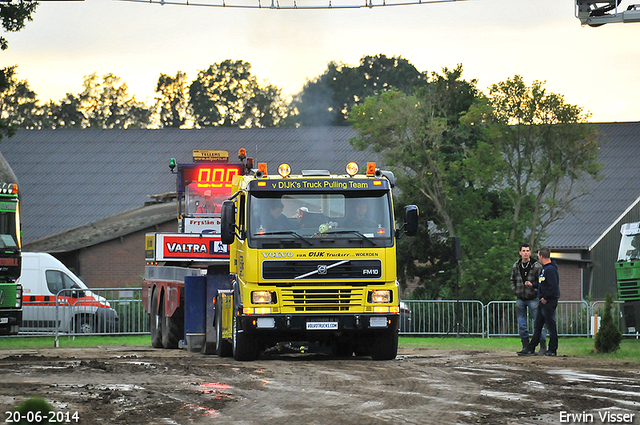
[142,149,249,351]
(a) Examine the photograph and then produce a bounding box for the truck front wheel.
[232,315,259,361]
[369,329,398,360]
[150,290,163,348]
[75,316,95,334]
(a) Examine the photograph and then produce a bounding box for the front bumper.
[239,313,399,338]
[0,310,22,335]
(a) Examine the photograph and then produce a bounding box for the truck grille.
[0,284,17,308]
[262,259,382,280]
[280,287,364,312]
[618,280,640,300]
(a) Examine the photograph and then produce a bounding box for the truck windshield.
[248,192,393,245]
[0,211,18,250]
[185,182,228,216]
[618,233,640,261]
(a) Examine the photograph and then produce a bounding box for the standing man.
[511,243,546,355]
[518,247,560,357]
[196,190,222,214]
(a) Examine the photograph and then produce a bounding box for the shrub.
[15,397,56,424]
[594,293,623,354]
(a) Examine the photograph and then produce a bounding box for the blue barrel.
[184,275,207,352]
[203,271,231,354]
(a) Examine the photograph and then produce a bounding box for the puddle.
[198,382,232,389]
[480,390,530,401]
[27,361,81,370]
[187,382,233,400]
[123,361,154,367]
[548,369,635,384]
[183,403,219,417]
[523,380,546,390]
[93,384,145,391]
[590,387,640,397]
[584,394,640,408]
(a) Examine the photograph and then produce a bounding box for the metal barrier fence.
[400,299,639,338]
[20,287,148,336]
[401,300,485,337]
[591,300,633,337]
[485,301,590,338]
[11,292,638,338]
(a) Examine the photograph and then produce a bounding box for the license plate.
[306,321,338,330]
[0,318,8,324]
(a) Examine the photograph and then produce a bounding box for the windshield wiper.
[254,231,312,245]
[322,230,376,245]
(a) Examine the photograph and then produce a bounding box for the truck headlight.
[370,289,391,303]
[252,291,273,304]
[16,284,22,308]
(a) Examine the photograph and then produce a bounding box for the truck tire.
[150,290,163,348]
[215,305,232,358]
[369,329,398,360]
[162,308,182,349]
[75,315,95,334]
[232,315,258,361]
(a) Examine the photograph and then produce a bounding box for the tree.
[1,1,38,139]
[467,75,602,247]
[0,66,39,132]
[290,54,428,127]
[189,60,288,128]
[155,71,190,128]
[78,73,151,129]
[350,65,477,238]
[350,65,513,301]
[594,293,622,353]
[0,0,37,51]
[40,94,84,129]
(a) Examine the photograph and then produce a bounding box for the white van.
[18,252,119,334]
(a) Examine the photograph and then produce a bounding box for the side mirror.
[220,200,236,245]
[404,205,419,237]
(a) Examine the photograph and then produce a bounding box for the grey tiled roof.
[4,122,639,251]
[2,127,372,244]
[23,202,176,252]
[544,122,640,250]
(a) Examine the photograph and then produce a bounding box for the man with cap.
[196,190,221,214]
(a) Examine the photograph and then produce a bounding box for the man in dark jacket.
[518,247,561,356]
[510,243,546,354]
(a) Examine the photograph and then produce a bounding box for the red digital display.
[182,164,244,195]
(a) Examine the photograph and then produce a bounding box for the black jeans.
[529,298,558,353]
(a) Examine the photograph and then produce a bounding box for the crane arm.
[576,0,640,26]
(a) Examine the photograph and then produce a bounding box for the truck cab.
[0,182,21,335]
[219,161,418,360]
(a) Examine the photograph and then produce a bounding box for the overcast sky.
[2,0,639,123]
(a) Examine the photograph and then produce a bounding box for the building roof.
[23,202,176,252]
[544,122,640,250]
[1,127,365,245]
[4,123,639,252]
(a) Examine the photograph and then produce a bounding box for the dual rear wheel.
[150,289,183,349]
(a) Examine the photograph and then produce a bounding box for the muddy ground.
[0,345,638,425]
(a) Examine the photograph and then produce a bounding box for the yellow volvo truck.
[218,159,418,360]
